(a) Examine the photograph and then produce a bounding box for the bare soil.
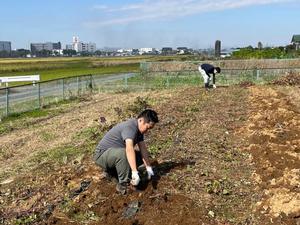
[0,84,299,225]
[269,72,300,86]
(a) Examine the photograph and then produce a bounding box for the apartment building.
[0,41,12,52]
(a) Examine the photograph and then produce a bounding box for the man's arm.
[138,141,151,167]
[125,139,138,172]
[138,141,155,179]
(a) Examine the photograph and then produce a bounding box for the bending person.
[198,63,221,89]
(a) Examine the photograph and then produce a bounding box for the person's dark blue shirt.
[201,64,215,75]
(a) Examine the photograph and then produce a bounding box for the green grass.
[13,214,38,225]
[0,108,48,122]
[128,72,202,89]
[0,63,139,86]
[0,143,91,180]
[0,98,81,135]
[0,55,201,84]
[34,145,84,164]
[148,138,173,156]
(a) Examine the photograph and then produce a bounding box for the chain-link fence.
[140,67,300,86]
[0,73,135,119]
[1,67,298,119]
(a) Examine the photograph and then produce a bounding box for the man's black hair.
[137,109,159,123]
[215,67,221,73]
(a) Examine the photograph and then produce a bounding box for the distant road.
[0,73,136,109]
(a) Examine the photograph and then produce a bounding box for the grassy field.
[0,58,138,83]
[0,55,200,83]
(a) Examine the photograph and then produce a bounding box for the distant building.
[161,47,173,55]
[30,42,61,53]
[177,47,188,54]
[82,43,96,53]
[71,36,96,53]
[139,48,155,54]
[220,51,231,58]
[220,48,240,58]
[215,40,221,57]
[132,49,139,55]
[0,41,12,52]
[66,44,73,50]
[72,36,81,52]
[291,35,300,50]
[258,42,263,50]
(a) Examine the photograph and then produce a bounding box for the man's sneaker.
[116,183,138,195]
[116,183,128,195]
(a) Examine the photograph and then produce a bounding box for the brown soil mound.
[270,72,300,85]
[238,81,255,88]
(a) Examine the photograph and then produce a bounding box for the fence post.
[5,87,9,117]
[256,69,260,80]
[166,76,170,88]
[77,77,80,96]
[124,74,128,89]
[62,78,65,100]
[38,83,41,109]
[90,74,93,93]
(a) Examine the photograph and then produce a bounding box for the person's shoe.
[116,183,138,195]
[116,183,128,195]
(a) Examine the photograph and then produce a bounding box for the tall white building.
[71,36,96,53]
[72,36,82,52]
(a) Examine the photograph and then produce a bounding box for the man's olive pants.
[93,147,143,184]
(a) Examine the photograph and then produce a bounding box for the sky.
[1,0,300,50]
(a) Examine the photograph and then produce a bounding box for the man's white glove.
[146,166,155,180]
[131,171,140,186]
[213,84,217,89]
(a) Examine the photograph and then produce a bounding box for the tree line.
[232,45,300,59]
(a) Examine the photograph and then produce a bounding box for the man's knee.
[94,153,108,171]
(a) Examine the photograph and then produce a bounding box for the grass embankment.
[0,98,81,135]
[0,55,199,83]
[0,58,139,86]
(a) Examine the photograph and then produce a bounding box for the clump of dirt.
[238,81,255,88]
[270,71,300,85]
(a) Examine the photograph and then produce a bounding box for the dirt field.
[0,84,299,225]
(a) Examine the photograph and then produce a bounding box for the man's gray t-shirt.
[94,118,144,157]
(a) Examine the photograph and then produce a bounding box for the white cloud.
[87,0,295,27]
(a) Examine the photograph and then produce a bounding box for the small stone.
[222,189,230,195]
[208,211,215,218]
[0,178,14,185]
[123,201,141,218]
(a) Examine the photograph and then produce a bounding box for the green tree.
[62,49,77,56]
